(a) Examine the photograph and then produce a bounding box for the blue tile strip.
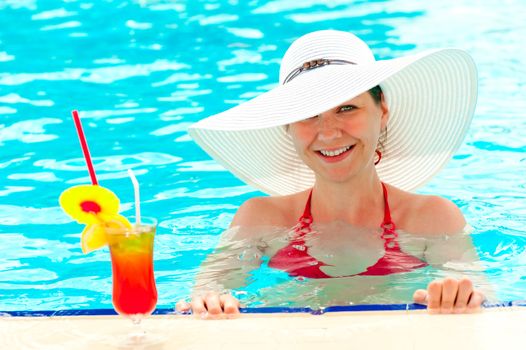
[1,300,525,317]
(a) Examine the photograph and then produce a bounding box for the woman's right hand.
[176,292,241,319]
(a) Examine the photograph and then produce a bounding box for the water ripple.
[0,118,62,145]
[152,72,212,87]
[226,27,264,39]
[0,93,54,106]
[154,185,254,200]
[195,13,239,26]
[80,107,157,120]
[40,20,81,31]
[125,19,153,30]
[176,160,227,172]
[0,60,188,85]
[34,152,182,172]
[159,106,204,120]
[150,122,192,136]
[288,3,392,23]
[0,186,34,197]
[0,1,36,10]
[0,206,70,225]
[217,73,267,83]
[0,106,17,114]
[31,8,76,20]
[217,49,263,70]
[0,51,15,62]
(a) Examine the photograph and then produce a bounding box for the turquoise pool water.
[0,0,525,311]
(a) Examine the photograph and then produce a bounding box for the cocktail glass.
[105,216,158,324]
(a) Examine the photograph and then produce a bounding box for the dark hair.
[369,85,387,151]
[368,85,383,105]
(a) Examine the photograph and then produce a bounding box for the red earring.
[374,150,382,165]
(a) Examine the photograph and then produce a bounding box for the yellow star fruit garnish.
[59,185,120,224]
[81,214,132,253]
[59,184,132,253]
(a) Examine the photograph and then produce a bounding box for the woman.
[179,30,488,316]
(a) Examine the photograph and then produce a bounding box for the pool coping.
[2,300,525,317]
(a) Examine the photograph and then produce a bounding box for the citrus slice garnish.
[80,214,132,253]
[81,224,107,254]
[59,184,120,224]
[104,213,133,230]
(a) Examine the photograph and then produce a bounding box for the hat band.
[283,58,356,84]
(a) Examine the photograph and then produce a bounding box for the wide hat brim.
[189,48,477,196]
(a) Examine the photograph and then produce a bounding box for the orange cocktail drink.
[107,217,158,318]
[60,111,159,325]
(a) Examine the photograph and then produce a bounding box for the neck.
[310,172,385,228]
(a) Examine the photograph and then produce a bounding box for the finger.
[413,289,428,305]
[440,277,459,314]
[203,293,223,317]
[220,294,241,317]
[176,299,191,313]
[467,291,485,313]
[427,280,443,313]
[190,296,208,318]
[454,278,473,314]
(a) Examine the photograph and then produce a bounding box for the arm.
[192,225,264,294]
[410,196,495,312]
[194,197,281,293]
[421,224,497,301]
[178,227,263,318]
[178,197,283,317]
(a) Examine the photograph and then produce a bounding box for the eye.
[339,105,357,112]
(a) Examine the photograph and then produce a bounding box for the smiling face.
[288,91,389,184]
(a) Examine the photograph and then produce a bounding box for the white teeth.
[319,145,352,157]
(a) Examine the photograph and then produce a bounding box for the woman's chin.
[318,171,357,184]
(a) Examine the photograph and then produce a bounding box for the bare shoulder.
[230,192,305,228]
[391,186,466,236]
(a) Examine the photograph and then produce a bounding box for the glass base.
[130,313,145,325]
[101,316,166,349]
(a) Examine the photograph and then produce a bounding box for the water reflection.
[192,223,496,308]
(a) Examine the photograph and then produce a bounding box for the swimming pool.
[0,0,525,313]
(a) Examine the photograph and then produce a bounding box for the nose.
[316,113,342,142]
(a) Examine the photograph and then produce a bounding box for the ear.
[379,93,389,129]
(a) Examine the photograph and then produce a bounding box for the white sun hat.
[188,30,477,196]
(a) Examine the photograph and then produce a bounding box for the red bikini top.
[267,183,428,278]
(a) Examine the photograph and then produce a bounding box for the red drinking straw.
[72,110,98,185]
